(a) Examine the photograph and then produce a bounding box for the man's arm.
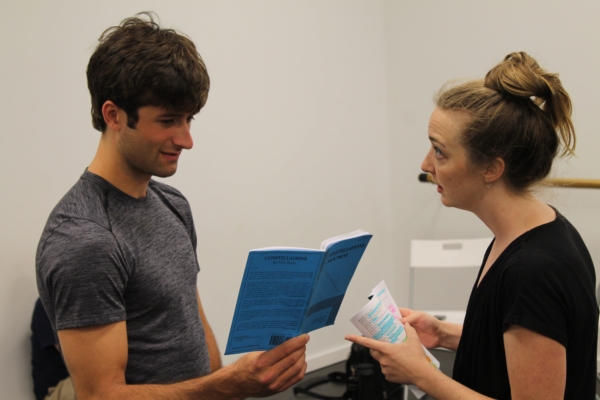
[58,321,308,400]
[196,289,222,372]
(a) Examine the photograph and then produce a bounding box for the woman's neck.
[473,185,556,287]
[473,186,555,247]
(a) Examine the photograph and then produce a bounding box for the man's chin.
[153,167,178,179]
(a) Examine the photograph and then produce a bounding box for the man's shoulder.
[37,174,114,257]
[36,177,126,304]
[49,174,112,229]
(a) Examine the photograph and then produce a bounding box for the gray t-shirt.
[36,170,211,384]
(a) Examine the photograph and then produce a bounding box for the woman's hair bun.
[483,52,574,155]
[484,51,554,100]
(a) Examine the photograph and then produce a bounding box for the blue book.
[225,229,373,355]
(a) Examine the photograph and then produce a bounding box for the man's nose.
[174,124,193,150]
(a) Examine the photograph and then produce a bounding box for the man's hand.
[227,334,309,397]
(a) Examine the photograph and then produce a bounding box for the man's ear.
[483,157,505,184]
[101,101,123,132]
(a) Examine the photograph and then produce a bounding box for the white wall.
[1,1,600,399]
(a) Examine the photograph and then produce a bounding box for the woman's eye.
[434,147,443,159]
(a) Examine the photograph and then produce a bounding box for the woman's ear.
[101,101,123,132]
[483,157,505,184]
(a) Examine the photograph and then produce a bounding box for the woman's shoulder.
[501,211,594,283]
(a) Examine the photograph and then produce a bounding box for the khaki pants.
[45,376,76,400]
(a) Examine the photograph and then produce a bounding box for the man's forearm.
[100,365,241,400]
[62,323,308,400]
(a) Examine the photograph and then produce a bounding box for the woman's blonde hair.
[435,52,575,192]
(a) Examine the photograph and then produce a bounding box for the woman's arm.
[346,322,566,400]
[346,323,493,400]
[503,324,566,399]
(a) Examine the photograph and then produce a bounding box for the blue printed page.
[300,231,372,333]
[225,249,324,355]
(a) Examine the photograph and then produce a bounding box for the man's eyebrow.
[157,111,184,117]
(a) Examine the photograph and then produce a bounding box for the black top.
[31,298,69,400]
[453,210,598,399]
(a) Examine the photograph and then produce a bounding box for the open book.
[350,280,440,399]
[225,230,373,355]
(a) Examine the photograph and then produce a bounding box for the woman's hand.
[398,308,444,348]
[399,308,462,351]
[345,323,433,385]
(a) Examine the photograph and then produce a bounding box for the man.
[36,12,308,399]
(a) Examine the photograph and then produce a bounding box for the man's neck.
[88,138,150,199]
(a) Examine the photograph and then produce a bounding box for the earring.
[487,183,492,189]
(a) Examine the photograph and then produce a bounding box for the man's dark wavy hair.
[87,12,210,132]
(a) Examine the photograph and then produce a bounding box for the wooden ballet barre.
[418,173,600,189]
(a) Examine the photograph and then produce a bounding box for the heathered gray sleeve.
[38,218,129,330]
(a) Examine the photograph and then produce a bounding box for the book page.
[225,250,324,354]
[319,229,370,250]
[301,232,372,333]
[350,280,440,399]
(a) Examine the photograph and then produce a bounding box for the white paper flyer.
[350,280,440,399]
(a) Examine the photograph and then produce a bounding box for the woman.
[346,52,598,399]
